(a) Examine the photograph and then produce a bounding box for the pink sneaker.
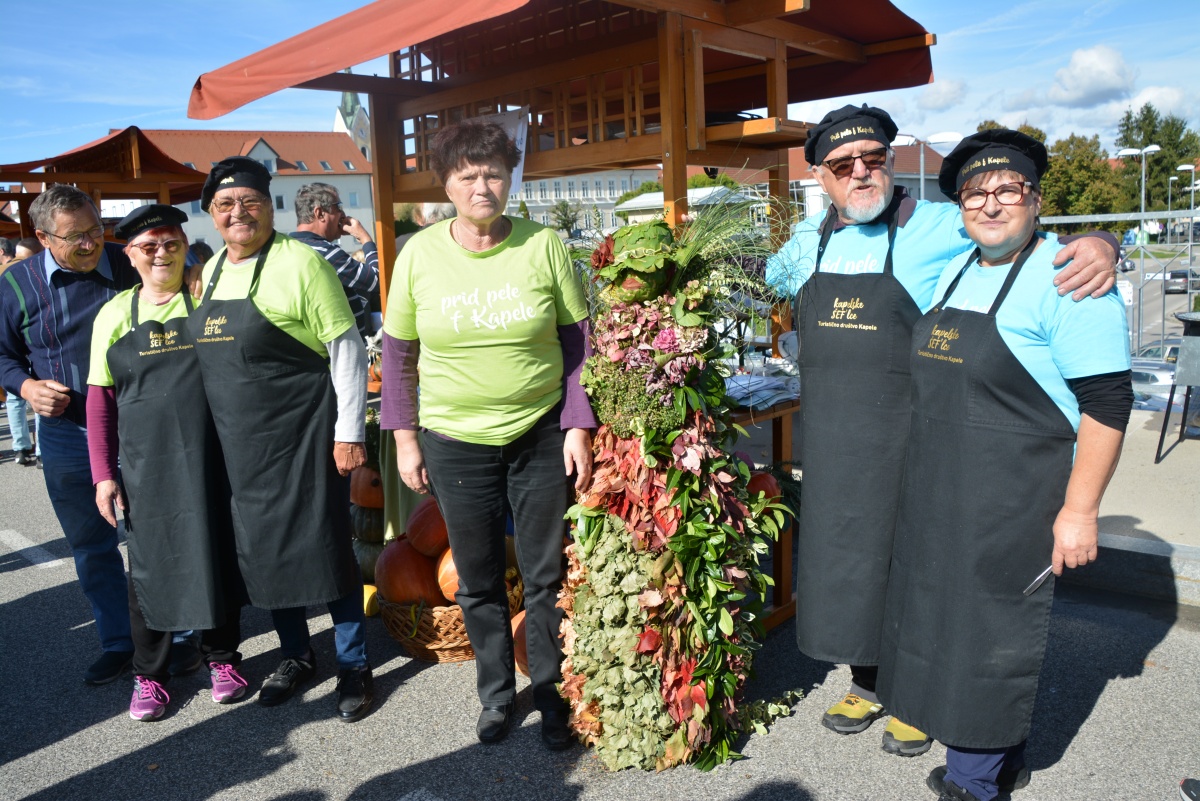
[129,676,169,721]
[210,662,248,704]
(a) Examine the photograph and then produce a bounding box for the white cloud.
[918,80,965,111]
[1046,45,1136,107]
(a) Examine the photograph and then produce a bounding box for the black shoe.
[84,649,134,685]
[476,701,514,744]
[540,706,574,751]
[335,666,374,722]
[1181,778,1200,801]
[927,764,1031,797]
[257,655,316,707]
[167,639,204,676]
[15,449,36,467]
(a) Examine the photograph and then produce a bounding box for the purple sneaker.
[210,662,248,704]
[129,676,169,721]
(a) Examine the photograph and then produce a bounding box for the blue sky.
[1,0,1197,164]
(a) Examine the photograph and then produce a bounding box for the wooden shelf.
[705,117,809,147]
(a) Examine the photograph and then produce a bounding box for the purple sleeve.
[380,332,420,431]
[559,320,598,430]
[1060,230,1119,260]
[86,385,119,484]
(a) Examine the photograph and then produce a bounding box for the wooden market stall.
[187,0,938,627]
[0,126,208,237]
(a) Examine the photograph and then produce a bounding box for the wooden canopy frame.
[0,127,208,238]
[188,0,936,307]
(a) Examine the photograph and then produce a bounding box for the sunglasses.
[130,239,185,257]
[821,146,890,179]
[210,196,266,214]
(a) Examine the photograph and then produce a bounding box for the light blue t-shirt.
[933,233,1131,430]
[765,199,968,312]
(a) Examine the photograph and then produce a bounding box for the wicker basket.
[378,577,524,663]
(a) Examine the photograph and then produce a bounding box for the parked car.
[1130,357,1176,397]
[1164,268,1200,294]
[1135,338,1183,363]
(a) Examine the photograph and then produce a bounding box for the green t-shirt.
[201,232,355,355]
[384,216,589,445]
[88,289,194,387]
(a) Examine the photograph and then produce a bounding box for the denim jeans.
[270,589,368,670]
[6,395,31,452]
[38,415,133,653]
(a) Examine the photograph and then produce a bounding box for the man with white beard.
[766,104,1117,760]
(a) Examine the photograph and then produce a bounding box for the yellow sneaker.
[821,693,885,734]
[881,716,933,756]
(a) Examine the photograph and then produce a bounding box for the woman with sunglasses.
[87,205,247,721]
[876,130,1132,801]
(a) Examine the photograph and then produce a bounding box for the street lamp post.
[895,132,962,201]
[1169,175,1178,245]
[1180,164,1197,273]
[1117,143,1162,352]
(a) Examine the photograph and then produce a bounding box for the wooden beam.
[727,0,809,27]
[766,39,791,251]
[128,128,142,180]
[368,93,399,314]
[296,72,437,97]
[686,18,775,60]
[741,19,865,62]
[659,12,689,227]
[684,27,705,152]
[610,0,726,23]
[524,134,663,175]
[396,38,659,120]
[783,32,936,71]
[0,171,201,184]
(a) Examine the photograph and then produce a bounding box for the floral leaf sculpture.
[559,207,795,771]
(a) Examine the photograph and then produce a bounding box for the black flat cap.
[200,156,272,212]
[805,104,899,166]
[938,129,1048,201]
[114,204,188,242]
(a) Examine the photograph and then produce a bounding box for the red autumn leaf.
[635,627,662,654]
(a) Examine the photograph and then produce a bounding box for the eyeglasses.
[821,147,890,179]
[959,182,1032,211]
[129,239,185,257]
[42,226,104,246]
[210,196,266,214]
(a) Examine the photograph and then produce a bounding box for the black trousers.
[420,415,571,713]
[128,577,243,682]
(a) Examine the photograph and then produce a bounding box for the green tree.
[1114,102,1200,213]
[687,171,738,189]
[977,119,1047,143]
[551,199,583,234]
[1040,134,1123,234]
[518,199,530,220]
[613,180,662,222]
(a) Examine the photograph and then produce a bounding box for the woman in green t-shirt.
[381,120,596,751]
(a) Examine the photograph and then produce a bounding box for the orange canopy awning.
[188,0,532,119]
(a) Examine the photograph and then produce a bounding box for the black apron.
[186,234,358,609]
[109,288,236,631]
[877,235,1076,747]
[793,206,921,665]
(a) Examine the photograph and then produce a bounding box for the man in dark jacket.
[0,185,138,684]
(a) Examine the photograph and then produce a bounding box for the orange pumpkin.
[407,497,450,557]
[511,609,529,677]
[436,548,459,602]
[747,471,781,503]
[373,539,447,607]
[350,467,385,508]
[367,359,383,383]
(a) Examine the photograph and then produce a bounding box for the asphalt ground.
[2,415,1199,801]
